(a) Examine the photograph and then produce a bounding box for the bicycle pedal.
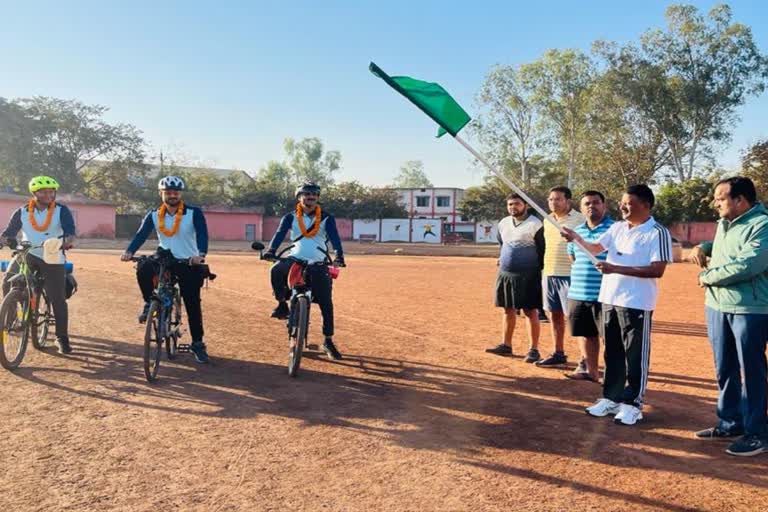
[177,343,191,353]
[307,343,318,351]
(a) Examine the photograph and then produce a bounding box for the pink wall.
[205,211,263,241]
[0,199,115,238]
[669,222,717,245]
[261,216,353,242]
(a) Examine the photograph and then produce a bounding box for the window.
[245,224,257,241]
[436,196,450,207]
[416,196,430,207]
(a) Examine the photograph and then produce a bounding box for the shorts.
[495,271,542,310]
[542,276,570,313]
[568,299,602,338]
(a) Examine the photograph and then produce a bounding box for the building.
[204,206,265,241]
[393,187,474,239]
[0,192,116,238]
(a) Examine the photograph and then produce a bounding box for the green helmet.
[29,176,60,193]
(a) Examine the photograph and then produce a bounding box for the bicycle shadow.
[10,334,767,497]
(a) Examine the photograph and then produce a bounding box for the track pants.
[602,304,652,408]
[271,259,334,337]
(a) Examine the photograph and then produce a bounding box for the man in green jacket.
[690,176,768,457]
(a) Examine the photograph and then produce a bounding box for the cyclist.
[263,181,346,360]
[1,176,76,354]
[120,176,211,363]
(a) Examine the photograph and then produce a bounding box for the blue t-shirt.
[567,217,614,301]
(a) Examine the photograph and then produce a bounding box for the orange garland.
[158,201,184,237]
[28,199,56,232]
[296,203,321,238]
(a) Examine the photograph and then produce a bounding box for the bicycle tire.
[31,291,53,350]
[143,301,162,382]
[0,289,31,370]
[288,296,309,377]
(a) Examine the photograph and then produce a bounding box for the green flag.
[369,62,471,138]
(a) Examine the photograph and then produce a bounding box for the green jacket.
[699,203,768,314]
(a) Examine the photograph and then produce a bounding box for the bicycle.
[252,242,341,377]
[0,240,73,370]
[131,248,215,382]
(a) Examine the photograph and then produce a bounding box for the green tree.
[742,139,768,201]
[284,137,341,187]
[392,160,432,188]
[458,184,509,221]
[653,177,719,225]
[322,181,407,219]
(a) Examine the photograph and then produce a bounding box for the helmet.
[29,176,60,193]
[158,176,185,191]
[295,181,321,199]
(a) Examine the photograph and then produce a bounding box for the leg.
[583,336,600,380]
[729,313,768,436]
[620,307,652,407]
[39,262,68,339]
[550,311,566,353]
[705,307,744,433]
[522,309,540,350]
[502,308,517,347]
[601,305,625,403]
[136,259,156,303]
[308,266,334,338]
[270,259,293,303]
[2,260,20,296]
[175,265,205,342]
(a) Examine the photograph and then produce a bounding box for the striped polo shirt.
[567,217,614,302]
[543,209,585,277]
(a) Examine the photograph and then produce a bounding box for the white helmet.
[158,176,185,191]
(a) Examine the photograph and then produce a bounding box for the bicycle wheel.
[31,291,53,350]
[166,290,181,360]
[0,289,31,370]
[288,296,309,377]
[143,301,163,382]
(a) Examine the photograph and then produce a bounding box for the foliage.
[392,160,433,188]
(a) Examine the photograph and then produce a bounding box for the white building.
[392,187,475,240]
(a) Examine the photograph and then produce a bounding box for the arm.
[1,208,23,242]
[192,207,209,257]
[268,214,293,253]
[689,240,713,268]
[325,216,344,256]
[59,205,77,248]
[125,211,155,255]
[535,227,545,270]
[597,261,669,279]
[561,227,606,256]
[699,225,768,287]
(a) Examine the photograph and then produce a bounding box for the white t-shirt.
[596,217,673,311]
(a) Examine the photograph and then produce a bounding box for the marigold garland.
[28,199,55,232]
[158,201,184,237]
[296,203,321,238]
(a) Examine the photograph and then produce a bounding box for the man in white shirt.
[563,184,673,426]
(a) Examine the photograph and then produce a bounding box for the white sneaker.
[585,399,620,417]
[614,404,643,426]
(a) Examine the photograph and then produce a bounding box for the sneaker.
[726,435,768,457]
[485,343,512,356]
[323,339,342,360]
[138,302,151,323]
[614,403,643,426]
[585,398,621,417]
[55,336,72,355]
[190,341,209,364]
[271,302,289,320]
[535,351,567,367]
[523,348,541,363]
[575,358,587,374]
[695,426,744,440]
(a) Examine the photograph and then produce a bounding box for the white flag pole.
[453,134,599,264]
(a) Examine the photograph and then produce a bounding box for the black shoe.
[271,302,289,320]
[138,302,151,323]
[523,348,541,363]
[726,435,768,457]
[485,343,512,356]
[190,341,209,364]
[695,426,744,440]
[535,351,568,367]
[323,339,342,360]
[56,336,72,355]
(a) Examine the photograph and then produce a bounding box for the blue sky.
[1,0,767,188]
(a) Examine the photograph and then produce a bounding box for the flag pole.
[453,134,599,264]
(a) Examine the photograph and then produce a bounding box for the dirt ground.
[0,251,765,512]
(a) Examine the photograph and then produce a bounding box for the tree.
[653,176,719,225]
[473,65,547,187]
[392,160,432,188]
[520,49,595,188]
[247,161,295,216]
[0,98,39,190]
[283,137,341,187]
[322,181,407,219]
[458,184,509,221]
[596,4,768,182]
[742,139,768,201]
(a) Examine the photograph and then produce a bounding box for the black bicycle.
[131,249,215,382]
[0,241,72,369]
[252,242,340,377]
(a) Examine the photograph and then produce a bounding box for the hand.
[120,251,134,262]
[189,256,206,265]
[595,261,617,274]
[333,255,346,268]
[262,250,277,262]
[689,246,708,269]
[698,273,708,288]
[560,227,578,243]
